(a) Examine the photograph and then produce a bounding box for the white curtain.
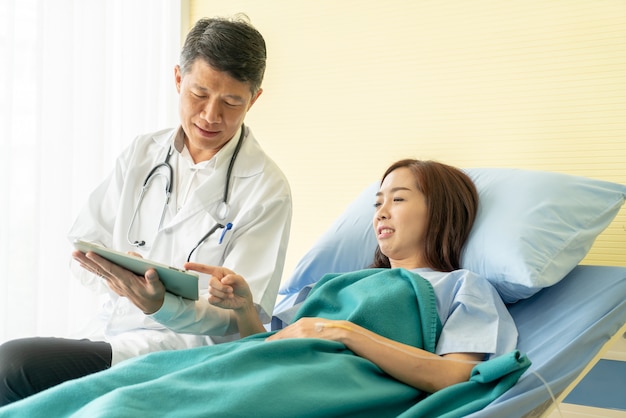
[0,0,181,342]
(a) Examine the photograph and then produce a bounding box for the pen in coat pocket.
[219,223,233,244]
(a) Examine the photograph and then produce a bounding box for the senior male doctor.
[0,16,292,405]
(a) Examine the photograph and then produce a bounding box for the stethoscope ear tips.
[134,240,146,247]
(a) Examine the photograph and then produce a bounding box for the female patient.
[0,159,522,417]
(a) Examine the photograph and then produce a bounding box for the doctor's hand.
[184,263,265,337]
[183,263,253,311]
[72,250,166,315]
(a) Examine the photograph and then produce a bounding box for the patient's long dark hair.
[370,159,479,272]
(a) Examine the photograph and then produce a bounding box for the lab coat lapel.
[185,127,267,216]
[163,173,224,228]
[160,127,264,229]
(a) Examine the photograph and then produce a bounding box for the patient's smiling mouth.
[377,227,394,238]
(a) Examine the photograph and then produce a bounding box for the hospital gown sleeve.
[435,271,518,359]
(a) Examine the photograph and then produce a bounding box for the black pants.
[0,337,112,406]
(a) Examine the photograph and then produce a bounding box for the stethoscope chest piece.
[216,201,230,221]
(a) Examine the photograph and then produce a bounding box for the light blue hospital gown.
[412,268,517,359]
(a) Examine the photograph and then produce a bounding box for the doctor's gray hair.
[180,15,267,95]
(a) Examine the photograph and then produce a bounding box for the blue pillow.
[279,168,626,304]
[278,181,379,297]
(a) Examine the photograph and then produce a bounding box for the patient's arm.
[266,317,483,393]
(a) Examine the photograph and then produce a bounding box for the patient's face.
[374,167,428,269]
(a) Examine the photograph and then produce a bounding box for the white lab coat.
[68,126,292,364]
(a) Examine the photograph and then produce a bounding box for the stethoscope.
[126,125,245,262]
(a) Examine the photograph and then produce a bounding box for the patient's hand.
[267,318,351,342]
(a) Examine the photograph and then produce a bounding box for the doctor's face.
[175,58,262,162]
[373,167,429,269]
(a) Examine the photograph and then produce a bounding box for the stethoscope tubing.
[126,125,246,252]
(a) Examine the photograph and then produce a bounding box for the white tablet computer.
[73,240,199,300]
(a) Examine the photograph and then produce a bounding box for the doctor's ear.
[174,65,182,93]
[247,88,263,110]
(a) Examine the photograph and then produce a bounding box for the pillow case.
[463,168,625,302]
[278,168,626,304]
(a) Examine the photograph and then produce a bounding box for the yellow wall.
[187,0,626,279]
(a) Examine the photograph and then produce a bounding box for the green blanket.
[0,268,530,417]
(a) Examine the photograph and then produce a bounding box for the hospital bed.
[273,167,626,417]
